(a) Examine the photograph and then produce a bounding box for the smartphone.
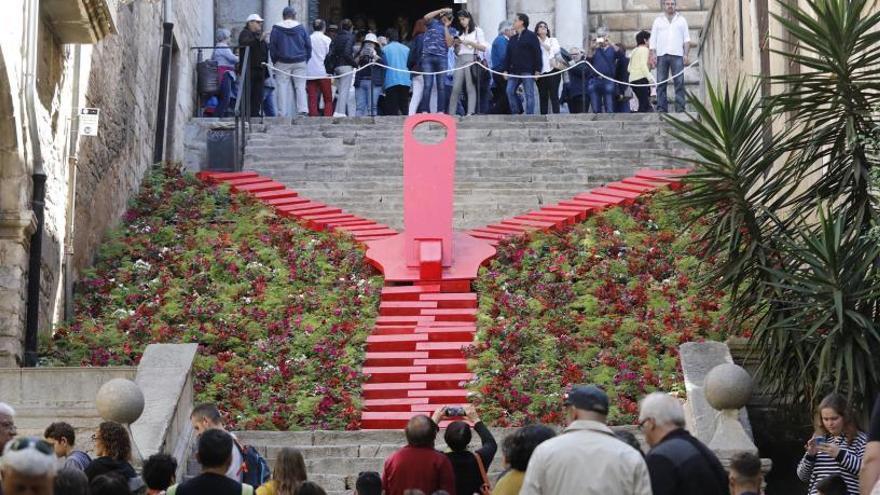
[815,437,827,446]
[445,406,466,417]
[596,37,606,44]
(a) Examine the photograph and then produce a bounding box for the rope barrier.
[263,57,699,88]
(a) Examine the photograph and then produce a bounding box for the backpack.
[235,440,271,488]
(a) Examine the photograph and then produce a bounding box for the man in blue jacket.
[490,20,513,114]
[587,29,621,113]
[270,6,311,117]
[503,13,541,115]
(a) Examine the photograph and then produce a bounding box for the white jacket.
[520,420,653,495]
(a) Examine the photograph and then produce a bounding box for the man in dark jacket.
[587,29,622,113]
[269,6,311,117]
[432,405,497,495]
[238,14,268,117]
[503,13,541,115]
[565,47,591,113]
[328,19,356,116]
[638,392,729,495]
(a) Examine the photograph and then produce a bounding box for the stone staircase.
[235,426,643,495]
[242,114,693,231]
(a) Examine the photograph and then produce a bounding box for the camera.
[444,406,466,417]
[596,37,606,44]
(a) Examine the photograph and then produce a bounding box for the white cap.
[364,33,379,45]
[246,13,264,22]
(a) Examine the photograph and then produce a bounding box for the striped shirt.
[796,431,867,495]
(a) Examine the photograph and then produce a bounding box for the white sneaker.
[333,112,347,117]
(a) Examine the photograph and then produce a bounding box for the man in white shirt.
[519,385,652,495]
[306,19,333,116]
[649,0,690,112]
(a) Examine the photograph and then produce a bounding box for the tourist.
[382,415,455,495]
[521,385,651,494]
[564,47,590,113]
[238,14,269,117]
[354,33,385,117]
[211,28,238,118]
[142,454,177,495]
[91,472,132,495]
[419,8,455,114]
[306,19,333,117]
[167,430,252,495]
[638,392,727,495]
[587,28,621,113]
[819,475,849,495]
[270,6,311,117]
[629,31,653,112]
[54,467,89,495]
[650,0,690,112]
[407,19,428,115]
[353,471,381,495]
[291,482,325,495]
[256,448,306,495]
[44,422,91,471]
[1,437,56,495]
[534,21,561,115]
[797,393,867,495]
[489,21,513,114]
[728,451,761,495]
[0,404,17,452]
[190,403,242,482]
[328,19,356,117]
[448,10,487,116]
[382,28,411,116]
[492,424,556,495]
[860,395,880,494]
[84,422,145,493]
[431,404,497,495]
[503,13,541,115]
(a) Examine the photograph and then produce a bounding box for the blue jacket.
[383,41,411,89]
[567,61,591,97]
[503,29,541,74]
[355,44,385,86]
[589,45,620,78]
[490,35,508,70]
[269,20,311,64]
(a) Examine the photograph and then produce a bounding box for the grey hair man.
[2,437,57,495]
[490,20,515,114]
[0,403,16,451]
[269,5,312,116]
[638,392,728,495]
[649,0,690,112]
[520,385,651,495]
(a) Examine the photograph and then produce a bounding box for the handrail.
[234,45,251,172]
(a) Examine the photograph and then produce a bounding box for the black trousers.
[537,71,561,114]
[248,73,264,117]
[632,78,652,112]
[383,85,410,115]
[490,73,510,114]
[568,95,589,113]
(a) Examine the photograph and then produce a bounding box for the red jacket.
[382,445,456,495]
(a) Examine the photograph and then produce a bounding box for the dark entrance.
[320,0,454,41]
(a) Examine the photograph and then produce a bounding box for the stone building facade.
[0,0,210,366]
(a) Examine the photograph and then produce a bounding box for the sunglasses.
[8,437,54,456]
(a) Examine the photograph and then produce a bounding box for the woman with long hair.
[257,448,308,495]
[407,19,428,115]
[84,422,145,493]
[796,393,867,495]
[534,21,561,114]
[447,10,487,116]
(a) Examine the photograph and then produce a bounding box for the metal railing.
[234,46,252,172]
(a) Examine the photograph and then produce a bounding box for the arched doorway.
[320,0,451,41]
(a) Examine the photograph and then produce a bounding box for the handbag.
[473,452,491,495]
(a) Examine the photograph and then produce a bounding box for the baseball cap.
[364,33,379,45]
[246,13,263,23]
[563,384,610,415]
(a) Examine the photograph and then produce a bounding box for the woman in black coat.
[238,15,269,117]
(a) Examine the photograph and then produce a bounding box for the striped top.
[796,431,868,495]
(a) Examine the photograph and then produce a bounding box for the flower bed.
[42,164,382,430]
[468,193,730,426]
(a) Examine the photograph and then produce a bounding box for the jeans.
[356,79,382,116]
[307,78,333,116]
[262,86,276,116]
[506,74,537,115]
[656,54,685,112]
[631,78,653,112]
[334,65,355,116]
[275,61,308,116]
[588,78,616,113]
[419,54,447,113]
[449,54,477,115]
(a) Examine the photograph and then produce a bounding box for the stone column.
[556,0,586,49]
[262,0,290,29]
[478,0,508,40]
[200,0,215,47]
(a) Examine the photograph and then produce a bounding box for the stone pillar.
[0,214,34,367]
[556,0,586,49]
[199,0,215,47]
[478,0,508,41]
[262,0,290,29]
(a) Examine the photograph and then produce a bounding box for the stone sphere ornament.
[95,378,145,424]
[704,363,752,411]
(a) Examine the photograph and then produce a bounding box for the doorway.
[320,0,454,41]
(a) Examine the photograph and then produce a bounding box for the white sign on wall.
[78,108,100,136]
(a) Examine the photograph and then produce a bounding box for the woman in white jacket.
[535,21,561,114]
[447,10,487,115]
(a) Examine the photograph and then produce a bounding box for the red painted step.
[362,366,428,382]
[363,397,430,412]
[417,279,472,292]
[265,196,311,206]
[415,341,472,357]
[410,373,475,389]
[325,218,375,227]
[419,292,477,308]
[414,326,476,342]
[365,351,429,367]
[198,171,258,182]
[501,218,556,230]
[371,325,418,336]
[408,389,469,403]
[225,177,272,186]
[413,358,469,373]
[231,181,285,193]
[253,189,299,200]
[379,301,439,316]
[363,382,426,400]
[339,223,391,232]
[366,333,429,352]
[375,315,436,326]
[381,285,442,301]
[360,411,422,429]
[517,213,576,226]
[421,308,477,322]
[467,230,510,242]
[607,181,656,193]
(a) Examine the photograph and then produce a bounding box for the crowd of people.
[4,385,880,495]
[202,2,693,118]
